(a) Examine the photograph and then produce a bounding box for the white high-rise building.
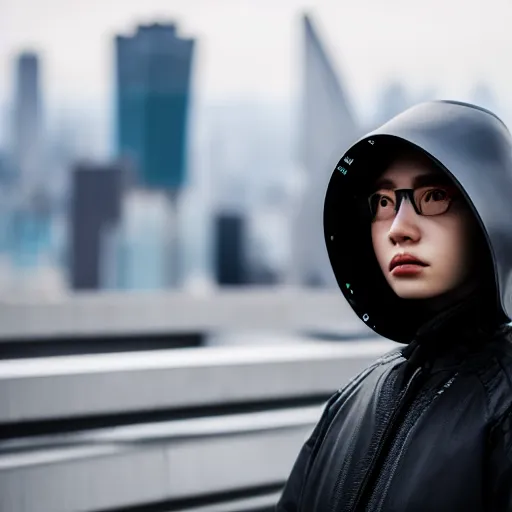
[289,14,360,287]
[12,52,42,196]
[101,190,179,290]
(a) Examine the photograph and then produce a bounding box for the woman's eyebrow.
[412,173,452,188]
[371,174,451,191]
[372,177,395,190]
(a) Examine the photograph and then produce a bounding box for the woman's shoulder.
[471,325,512,420]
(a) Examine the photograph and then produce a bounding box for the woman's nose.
[388,198,421,245]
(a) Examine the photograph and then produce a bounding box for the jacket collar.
[401,286,508,371]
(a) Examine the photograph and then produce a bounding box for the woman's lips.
[389,253,428,271]
[390,264,427,277]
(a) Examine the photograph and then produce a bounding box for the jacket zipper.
[347,365,425,512]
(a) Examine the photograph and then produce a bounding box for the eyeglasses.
[368,186,459,221]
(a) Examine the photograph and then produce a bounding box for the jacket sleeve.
[275,389,342,511]
[485,407,512,511]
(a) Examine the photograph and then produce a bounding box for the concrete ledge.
[0,409,318,512]
[0,340,397,424]
[0,288,369,340]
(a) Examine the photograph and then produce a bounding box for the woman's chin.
[389,275,475,303]
[390,282,445,300]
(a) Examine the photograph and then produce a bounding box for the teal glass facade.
[116,24,194,190]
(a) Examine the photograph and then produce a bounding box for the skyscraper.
[289,14,360,287]
[12,51,42,194]
[115,23,195,192]
[103,190,178,290]
[214,212,247,286]
[70,162,125,290]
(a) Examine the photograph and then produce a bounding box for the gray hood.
[323,100,512,343]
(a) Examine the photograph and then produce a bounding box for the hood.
[323,100,512,344]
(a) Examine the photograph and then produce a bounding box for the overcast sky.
[0,0,510,122]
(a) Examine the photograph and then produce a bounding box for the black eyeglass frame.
[367,187,456,220]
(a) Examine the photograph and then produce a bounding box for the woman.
[276,100,512,511]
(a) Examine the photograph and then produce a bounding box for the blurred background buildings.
[0,1,508,298]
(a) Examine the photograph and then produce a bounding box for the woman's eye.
[425,188,448,202]
[378,195,394,208]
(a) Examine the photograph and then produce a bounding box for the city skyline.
[0,0,510,131]
[0,0,507,296]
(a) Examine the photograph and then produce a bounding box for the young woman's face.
[371,157,478,300]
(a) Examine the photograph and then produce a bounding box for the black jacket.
[277,101,512,511]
